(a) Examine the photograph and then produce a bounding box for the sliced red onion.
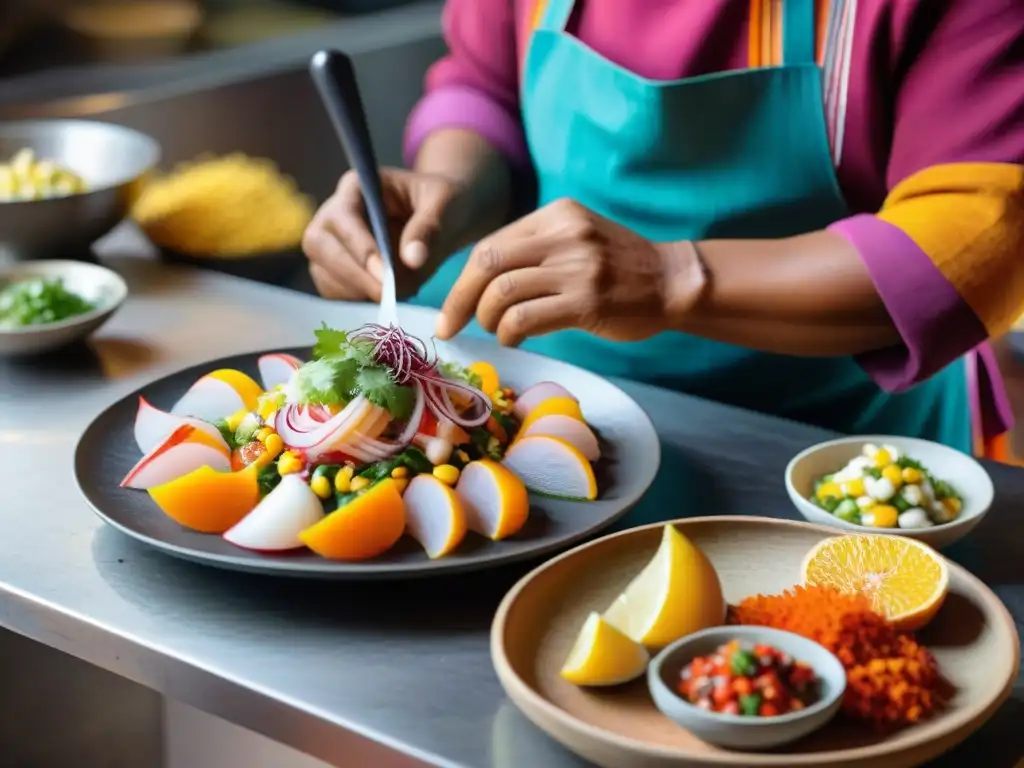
[349,322,491,429]
[274,397,366,452]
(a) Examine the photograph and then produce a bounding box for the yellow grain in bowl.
[132,153,316,258]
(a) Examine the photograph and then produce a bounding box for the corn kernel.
[255,427,274,444]
[278,451,304,475]
[816,481,842,501]
[257,396,279,420]
[225,409,248,431]
[263,433,284,459]
[390,466,409,479]
[394,478,409,495]
[310,475,332,500]
[881,464,903,489]
[456,450,470,464]
[334,465,354,493]
[902,467,923,484]
[874,448,892,467]
[432,464,460,486]
[841,478,865,498]
[350,475,371,493]
[865,504,898,528]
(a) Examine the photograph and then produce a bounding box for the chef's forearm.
[662,231,902,356]
[414,128,513,250]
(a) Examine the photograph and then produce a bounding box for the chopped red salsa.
[677,640,819,717]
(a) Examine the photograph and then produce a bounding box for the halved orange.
[801,533,949,631]
[299,478,406,560]
[149,464,260,533]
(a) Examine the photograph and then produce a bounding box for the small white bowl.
[786,435,993,549]
[648,626,846,751]
[0,260,127,356]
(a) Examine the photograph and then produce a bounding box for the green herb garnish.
[257,462,282,496]
[312,324,375,366]
[730,650,758,677]
[0,277,96,329]
[739,693,762,717]
[834,499,860,523]
[492,410,517,436]
[439,360,482,389]
[896,456,925,471]
[932,479,960,501]
[817,495,841,513]
[212,418,240,450]
[359,448,433,481]
[295,324,416,420]
[353,366,415,420]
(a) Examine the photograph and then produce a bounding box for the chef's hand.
[303,168,465,302]
[435,198,705,345]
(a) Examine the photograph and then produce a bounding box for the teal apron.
[412,0,970,519]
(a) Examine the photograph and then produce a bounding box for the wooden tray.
[491,517,1020,768]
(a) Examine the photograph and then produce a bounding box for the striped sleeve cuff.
[828,214,988,392]
[403,85,530,169]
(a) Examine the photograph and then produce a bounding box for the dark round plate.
[74,339,661,579]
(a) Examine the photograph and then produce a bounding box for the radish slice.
[257,353,303,391]
[519,414,600,461]
[455,460,529,540]
[121,425,231,489]
[134,396,229,455]
[403,475,468,558]
[223,475,324,552]
[172,376,249,422]
[503,435,598,501]
[513,382,577,420]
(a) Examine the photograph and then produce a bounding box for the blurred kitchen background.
[0,0,424,75]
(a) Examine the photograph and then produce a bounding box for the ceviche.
[121,323,602,560]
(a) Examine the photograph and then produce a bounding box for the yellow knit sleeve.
[876,162,1024,337]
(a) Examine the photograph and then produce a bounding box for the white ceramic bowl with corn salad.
[0,120,160,261]
[786,435,994,549]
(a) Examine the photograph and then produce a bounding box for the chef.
[303,0,1024,458]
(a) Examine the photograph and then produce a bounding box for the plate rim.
[490,515,1021,766]
[74,344,661,580]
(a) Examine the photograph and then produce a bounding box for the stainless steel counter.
[0,229,1021,767]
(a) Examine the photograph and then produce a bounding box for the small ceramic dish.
[0,260,127,356]
[786,435,993,550]
[648,626,846,751]
[491,516,1019,768]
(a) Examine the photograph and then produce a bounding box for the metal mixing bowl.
[0,119,161,261]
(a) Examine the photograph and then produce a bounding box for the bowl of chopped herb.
[0,260,127,356]
[786,435,993,549]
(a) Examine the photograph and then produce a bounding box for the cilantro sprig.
[290,324,416,420]
[438,360,482,389]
